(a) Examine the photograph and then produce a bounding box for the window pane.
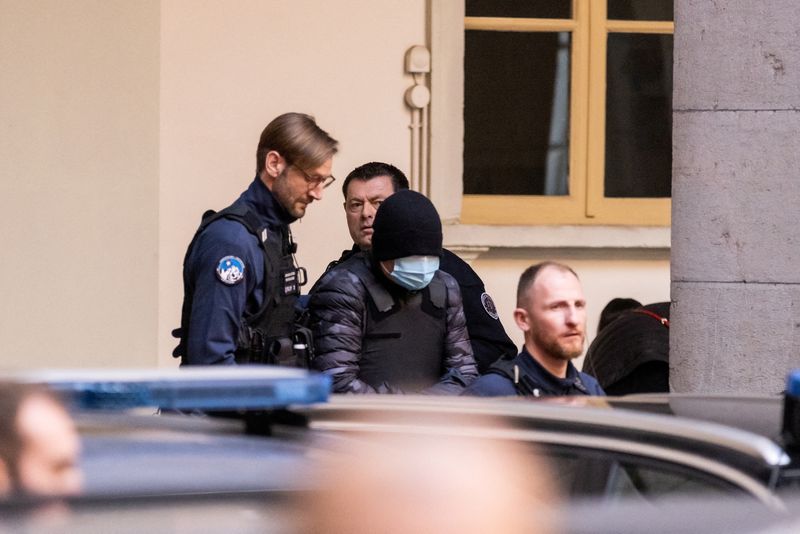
[466,0,571,19]
[605,33,672,198]
[537,445,613,498]
[608,0,674,21]
[464,31,571,196]
[610,460,742,499]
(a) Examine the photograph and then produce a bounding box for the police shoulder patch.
[216,255,245,285]
[480,292,500,320]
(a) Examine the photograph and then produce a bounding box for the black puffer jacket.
[309,254,478,394]
[319,246,516,373]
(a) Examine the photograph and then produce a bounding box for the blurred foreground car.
[303,394,794,507]
[3,367,800,533]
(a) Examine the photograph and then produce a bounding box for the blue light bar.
[783,370,800,448]
[9,366,331,411]
[787,370,800,397]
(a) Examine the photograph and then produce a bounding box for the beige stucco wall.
[0,0,159,369]
[1,0,669,370]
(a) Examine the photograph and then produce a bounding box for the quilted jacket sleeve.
[422,271,479,395]
[308,267,378,394]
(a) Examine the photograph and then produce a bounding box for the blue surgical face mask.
[382,255,440,291]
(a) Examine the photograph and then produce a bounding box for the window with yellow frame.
[461,0,673,226]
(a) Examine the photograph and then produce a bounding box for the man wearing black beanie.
[371,190,442,262]
[308,161,516,374]
[308,190,479,394]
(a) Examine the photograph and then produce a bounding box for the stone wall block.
[672,110,800,283]
[675,0,800,111]
[671,282,800,393]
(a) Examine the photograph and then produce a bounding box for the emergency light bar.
[783,370,800,449]
[9,366,331,411]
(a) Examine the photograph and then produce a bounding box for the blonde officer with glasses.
[173,113,338,367]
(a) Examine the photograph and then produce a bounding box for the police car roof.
[7,366,331,411]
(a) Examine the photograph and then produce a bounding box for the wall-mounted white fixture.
[404,45,431,196]
[405,45,431,74]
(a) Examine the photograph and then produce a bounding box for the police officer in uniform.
[309,189,478,394]
[316,161,516,373]
[173,112,338,366]
[464,262,604,397]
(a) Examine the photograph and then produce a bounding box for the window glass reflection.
[464,31,571,196]
[608,0,674,21]
[605,33,672,198]
[466,0,571,19]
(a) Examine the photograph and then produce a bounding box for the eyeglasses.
[293,165,336,190]
[345,198,384,213]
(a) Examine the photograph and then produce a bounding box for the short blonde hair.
[255,112,338,174]
[517,261,578,307]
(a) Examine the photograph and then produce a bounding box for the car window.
[540,445,747,501]
[545,449,612,497]
[608,459,741,499]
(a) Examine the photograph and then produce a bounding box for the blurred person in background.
[464,262,604,397]
[595,297,642,333]
[583,301,670,395]
[0,382,82,497]
[302,430,560,534]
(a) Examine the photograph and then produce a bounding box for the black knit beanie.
[372,189,443,261]
[583,302,670,390]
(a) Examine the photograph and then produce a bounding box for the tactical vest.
[344,257,448,392]
[488,356,589,397]
[172,204,311,367]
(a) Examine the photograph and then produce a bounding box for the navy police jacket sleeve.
[462,373,518,397]
[439,249,517,373]
[184,219,263,365]
[421,272,479,395]
[581,374,606,395]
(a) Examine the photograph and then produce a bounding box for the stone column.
[672,1,800,393]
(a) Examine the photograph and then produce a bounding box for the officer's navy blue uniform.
[462,347,605,397]
[318,246,516,373]
[177,177,296,365]
[439,249,517,372]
